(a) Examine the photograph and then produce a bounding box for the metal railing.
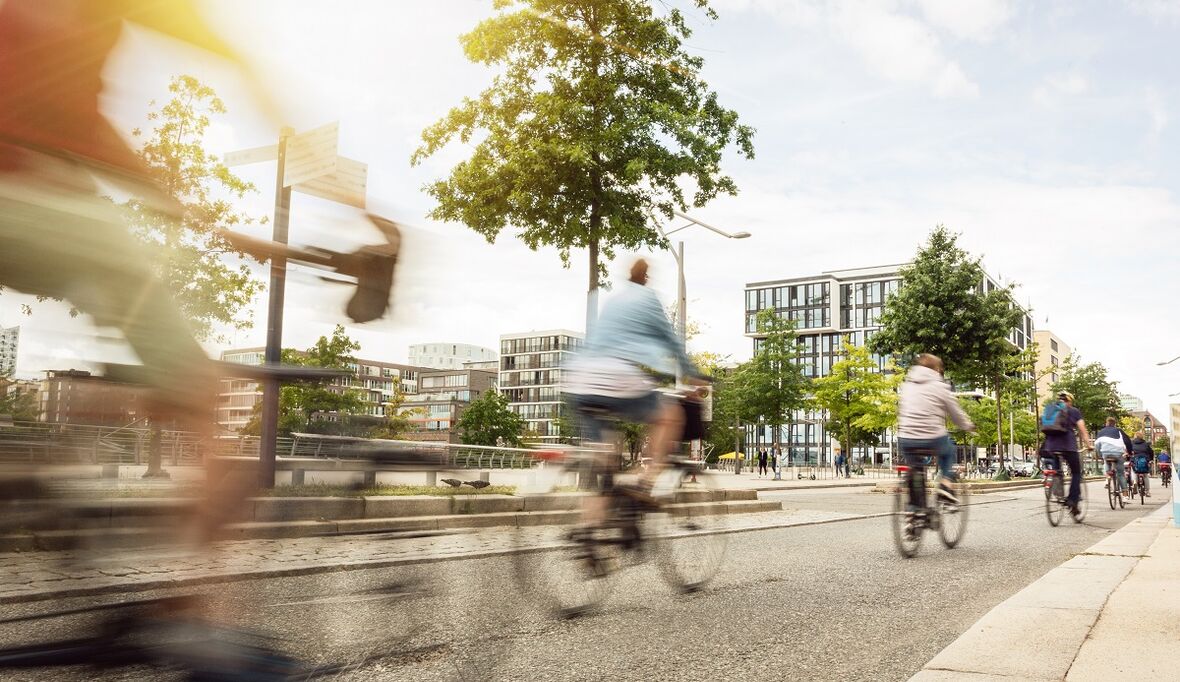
[0,421,546,469]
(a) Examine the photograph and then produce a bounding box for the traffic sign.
[294,156,367,209]
[223,144,277,167]
[284,122,339,187]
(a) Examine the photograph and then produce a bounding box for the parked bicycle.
[891,451,969,558]
[1041,458,1087,526]
[513,447,727,618]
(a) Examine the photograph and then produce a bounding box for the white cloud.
[833,0,981,97]
[1145,86,1168,139]
[1128,0,1180,22]
[914,0,1014,42]
[1033,71,1089,107]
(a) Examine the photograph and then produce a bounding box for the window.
[1050,339,1059,352]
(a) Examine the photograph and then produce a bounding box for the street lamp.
[1157,355,1180,366]
[653,210,751,349]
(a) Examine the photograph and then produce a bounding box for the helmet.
[1058,390,1074,402]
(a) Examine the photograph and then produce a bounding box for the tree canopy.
[412,0,754,295]
[811,343,901,461]
[1050,356,1123,431]
[456,390,526,447]
[732,309,809,449]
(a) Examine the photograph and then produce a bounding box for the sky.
[2,0,1178,421]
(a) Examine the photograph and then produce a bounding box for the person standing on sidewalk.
[772,447,782,480]
[758,449,768,478]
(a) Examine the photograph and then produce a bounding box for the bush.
[992,468,1011,482]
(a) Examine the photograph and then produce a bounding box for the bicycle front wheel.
[1073,477,1088,523]
[649,465,728,594]
[891,474,922,558]
[938,480,969,548]
[1107,480,1117,510]
[1139,477,1146,505]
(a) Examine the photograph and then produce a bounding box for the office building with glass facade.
[217,347,430,433]
[744,264,1034,464]
[0,325,18,378]
[499,329,583,442]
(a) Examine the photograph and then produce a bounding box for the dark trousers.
[759,463,768,475]
[1042,451,1082,506]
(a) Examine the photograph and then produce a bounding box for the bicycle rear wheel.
[1045,476,1063,527]
[511,459,615,619]
[938,479,968,548]
[891,473,922,558]
[1107,480,1117,510]
[1139,476,1146,505]
[649,465,728,594]
[1073,477,1088,523]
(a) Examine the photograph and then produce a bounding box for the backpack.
[1040,401,1070,434]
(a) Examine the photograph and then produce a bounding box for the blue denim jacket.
[581,281,699,379]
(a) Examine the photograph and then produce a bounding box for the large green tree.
[869,226,1025,471]
[412,0,754,304]
[1050,356,1123,432]
[0,387,37,422]
[126,75,265,342]
[811,343,901,466]
[456,390,526,446]
[734,309,810,453]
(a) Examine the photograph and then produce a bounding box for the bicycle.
[513,447,727,619]
[1105,461,1126,510]
[1133,471,1148,505]
[1041,455,1087,526]
[891,451,969,559]
[1162,464,1172,489]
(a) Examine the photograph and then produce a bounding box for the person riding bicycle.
[897,353,974,509]
[1095,417,1133,499]
[1040,391,1091,518]
[1130,431,1154,497]
[1159,450,1172,483]
[564,257,707,510]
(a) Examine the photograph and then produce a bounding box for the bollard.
[479,470,490,483]
[425,471,437,486]
[291,469,305,486]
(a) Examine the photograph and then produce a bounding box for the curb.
[910,503,1172,681]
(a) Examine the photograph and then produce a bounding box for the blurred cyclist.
[1041,391,1090,518]
[897,353,974,509]
[1130,431,1154,497]
[565,257,706,510]
[1159,450,1172,485]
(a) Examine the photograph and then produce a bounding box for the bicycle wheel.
[1045,476,1063,527]
[1073,477,1088,523]
[649,464,728,594]
[1107,480,1117,510]
[891,473,922,558]
[1116,483,1126,509]
[938,479,969,548]
[511,459,615,619]
[1139,477,1146,505]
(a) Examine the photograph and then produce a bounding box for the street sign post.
[223,122,368,487]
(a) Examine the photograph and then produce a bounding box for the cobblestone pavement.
[0,507,866,603]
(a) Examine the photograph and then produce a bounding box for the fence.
[0,422,543,469]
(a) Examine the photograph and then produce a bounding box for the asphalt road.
[0,482,1167,682]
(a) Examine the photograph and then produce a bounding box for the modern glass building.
[744,264,1034,464]
[408,342,498,370]
[0,325,18,378]
[499,329,583,442]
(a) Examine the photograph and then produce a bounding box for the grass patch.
[261,483,517,497]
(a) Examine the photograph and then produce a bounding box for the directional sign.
[294,156,367,209]
[284,122,339,187]
[223,144,277,167]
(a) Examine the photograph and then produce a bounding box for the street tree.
[811,343,901,466]
[869,226,1025,471]
[1119,415,1145,439]
[1153,435,1170,452]
[952,397,1038,456]
[734,309,810,454]
[1050,356,1123,431]
[0,388,37,422]
[457,390,526,447]
[412,0,754,308]
[369,390,420,440]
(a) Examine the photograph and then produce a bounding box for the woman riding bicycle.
[564,258,707,516]
[897,353,974,510]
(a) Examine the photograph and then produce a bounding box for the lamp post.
[1158,356,1180,366]
[652,210,751,349]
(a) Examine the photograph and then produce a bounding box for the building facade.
[1130,410,1167,445]
[402,367,498,442]
[744,264,1035,463]
[1033,329,1071,406]
[408,343,497,370]
[0,325,18,377]
[499,330,583,442]
[217,347,429,433]
[38,369,143,427]
[1120,393,1145,413]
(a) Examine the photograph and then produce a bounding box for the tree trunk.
[994,380,1005,473]
[142,419,170,479]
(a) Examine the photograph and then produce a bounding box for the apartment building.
[744,264,1035,462]
[0,325,18,377]
[402,367,498,442]
[38,369,142,427]
[1033,330,1071,406]
[499,330,583,442]
[408,343,497,370]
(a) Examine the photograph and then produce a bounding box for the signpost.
[225,122,368,487]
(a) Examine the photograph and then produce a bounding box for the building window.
[1050,339,1059,352]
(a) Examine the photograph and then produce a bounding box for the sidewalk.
[710,472,881,491]
[911,504,1177,681]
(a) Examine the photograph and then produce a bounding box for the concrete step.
[0,498,782,550]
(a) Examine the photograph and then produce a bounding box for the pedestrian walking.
[835,452,844,478]
[758,449,769,477]
[770,448,778,477]
[844,454,852,478]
